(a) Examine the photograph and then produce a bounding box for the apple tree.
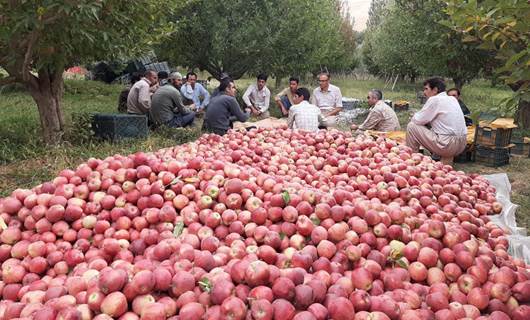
[0,0,176,144]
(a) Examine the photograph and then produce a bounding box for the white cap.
[169,72,182,80]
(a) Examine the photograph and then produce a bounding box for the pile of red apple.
[0,127,528,320]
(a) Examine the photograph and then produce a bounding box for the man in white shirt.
[310,72,343,127]
[352,89,400,132]
[406,78,467,162]
[180,72,210,112]
[127,70,158,115]
[242,73,271,118]
[288,88,323,132]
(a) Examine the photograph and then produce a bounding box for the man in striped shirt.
[288,88,323,132]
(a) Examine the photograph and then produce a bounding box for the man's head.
[257,73,268,90]
[293,87,310,104]
[289,77,299,92]
[423,77,446,98]
[447,88,460,99]
[168,72,183,88]
[367,89,383,106]
[317,72,331,90]
[220,79,237,97]
[144,70,158,86]
[186,72,197,88]
[158,71,168,84]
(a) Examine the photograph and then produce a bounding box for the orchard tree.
[445,0,530,128]
[0,0,176,144]
[161,0,356,82]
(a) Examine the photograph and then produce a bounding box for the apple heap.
[0,127,528,320]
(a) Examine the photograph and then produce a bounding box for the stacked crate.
[473,119,517,167]
[511,136,530,157]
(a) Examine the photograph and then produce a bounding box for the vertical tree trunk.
[453,78,464,91]
[275,76,282,89]
[25,68,65,145]
[515,99,530,130]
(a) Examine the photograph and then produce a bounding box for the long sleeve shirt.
[275,87,295,105]
[310,84,343,112]
[150,85,187,126]
[288,101,323,132]
[242,84,271,113]
[412,92,467,136]
[180,83,210,109]
[204,94,250,134]
[359,100,401,132]
[127,78,152,114]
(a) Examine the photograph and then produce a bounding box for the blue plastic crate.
[92,113,148,141]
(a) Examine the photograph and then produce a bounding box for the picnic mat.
[233,117,288,130]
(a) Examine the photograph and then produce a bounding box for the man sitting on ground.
[243,73,271,118]
[158,71,169,87]
[150,72,195,128]
[288,88,323,132]
[275,77,299,117]
[203,79,251,136]
[406,78,467,163]
[447,87,473,126]
[211,73,231,98]
[127,70,158,115]
[118,72,141,113]
[351,89,400,132]
[310,72,343,127]
[180,72,210,112]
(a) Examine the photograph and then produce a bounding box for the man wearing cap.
[150,72,196,128]
[310,72,343,127]
[351,89,400,132]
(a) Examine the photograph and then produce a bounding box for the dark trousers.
[167,112,195,128]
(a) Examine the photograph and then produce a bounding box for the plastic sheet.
[483,173,530,263]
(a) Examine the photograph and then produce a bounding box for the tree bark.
[25,68,65,145]
[515,99,530,130]
[453,78,464,91]
[275,76,282,89]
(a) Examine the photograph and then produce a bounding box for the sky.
[346,0,371,31]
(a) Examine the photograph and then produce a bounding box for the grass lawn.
[1,77,528,232]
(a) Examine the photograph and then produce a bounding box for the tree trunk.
[275,76,282,89]
[25,68,65,145]
[453,78,464,91]
[515,99,530,130]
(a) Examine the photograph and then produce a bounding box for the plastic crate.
[474,125,513,147]
[511,140,530,157]
[342,98,360,110]
[473,145,512,167]
[92,113,148,141]
[454,146,473,163]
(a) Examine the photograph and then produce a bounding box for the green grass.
[0,77,528,232]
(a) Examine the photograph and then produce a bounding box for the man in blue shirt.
[180,72,210,112]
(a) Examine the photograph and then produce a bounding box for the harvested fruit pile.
[0,127,529,320]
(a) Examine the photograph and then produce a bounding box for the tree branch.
[0,76,18,86]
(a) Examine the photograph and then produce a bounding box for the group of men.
[122,69,470,162]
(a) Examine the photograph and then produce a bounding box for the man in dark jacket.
[150,72,195,128]
[448,88,473,126]
[203,79,251,135]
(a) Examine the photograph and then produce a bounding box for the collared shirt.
[359,100,401,132]
[150,85,187,126]
[180,82,210,109]
[311,84,343,111]
[288,101,323,132]
[127,78,152,114]
[412,92,467,136]
[275,87,296,105]
[242,84,271,112]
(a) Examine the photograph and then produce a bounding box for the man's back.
[127,79,150,114]
[150,85,182,125]
[288,101,322,132]
[413,92,466,136]
[371,101,400,132]
[205,94,249,132]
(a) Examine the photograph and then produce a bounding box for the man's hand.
[281,107,288,116]
[244,108,251,114]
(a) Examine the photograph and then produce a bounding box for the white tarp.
[483,173,530,264]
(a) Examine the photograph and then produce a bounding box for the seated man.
[211,72,231,98]
[158,71,169,87]
[150,72,195,128]
[127,70,158,115]
[275,77,299,116]
[447,88,473,126]
[406,78,467,163]
[118,72,141,113]
[310,72,343,127]
[243,73,271,118]
[180,72,210,111]
[288,88,323,132]
[203,79,251,136]
[351,89,400,132]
